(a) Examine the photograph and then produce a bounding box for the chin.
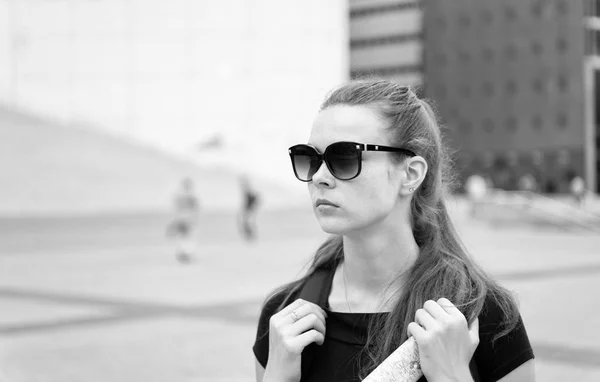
[314,215,352,235]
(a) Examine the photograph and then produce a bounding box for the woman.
[253,80,535,381]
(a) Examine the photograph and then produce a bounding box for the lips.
[315,198,339,208]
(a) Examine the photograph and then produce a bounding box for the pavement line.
[2,288,600,368]
[496,262,600,282]
[532,342,600,368]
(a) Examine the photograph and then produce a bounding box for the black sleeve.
[252,290,293,368]
[473,295,535,381]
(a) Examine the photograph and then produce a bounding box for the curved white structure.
[0,0,348,187]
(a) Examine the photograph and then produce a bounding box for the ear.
[400,156,428,196]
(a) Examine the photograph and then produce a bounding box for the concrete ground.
[0,199,599,381]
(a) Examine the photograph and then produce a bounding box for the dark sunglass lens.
[292,146,321,181]
[327,142,359,180]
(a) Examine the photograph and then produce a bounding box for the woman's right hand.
[263,298,328,382]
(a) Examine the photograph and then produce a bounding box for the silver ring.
[290,310,300,322]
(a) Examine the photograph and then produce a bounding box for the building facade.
[423,0,598,193]
[349,0,423,87]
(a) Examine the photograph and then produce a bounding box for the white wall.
[0,0,348,188]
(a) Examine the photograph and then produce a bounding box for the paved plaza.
[0,200,599,381]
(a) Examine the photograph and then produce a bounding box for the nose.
[311,160,335,188]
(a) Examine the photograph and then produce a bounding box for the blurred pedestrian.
[253,80,534,381]
[166,177,200,263]
[239,175,260,241]
[518,173,537,208]
[569,174,586,208]
[464,173,488,218]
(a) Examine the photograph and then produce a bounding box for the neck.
[340,213,419,311]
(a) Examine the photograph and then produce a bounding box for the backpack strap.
[297,267,332,307]
[296,267,333,380]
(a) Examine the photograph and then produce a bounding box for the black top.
[253,268,535,382]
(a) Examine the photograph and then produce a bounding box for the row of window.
[350,1,420,18]
[435,0,570,29]
[434,39,570,65]
[453,114,570,134]
[460,149,574,168]
[434,76,572,100]
[350,33,421,49]
[350,64,423,78]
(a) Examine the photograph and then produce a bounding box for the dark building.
[422,0,600,193]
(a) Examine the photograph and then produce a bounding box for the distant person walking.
[518,173,537,208]
[569,174,586,208]
[166,177,200,263]
[239,175,260,241]
[464,173,488,218]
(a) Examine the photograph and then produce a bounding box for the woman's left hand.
[407,298,479,382]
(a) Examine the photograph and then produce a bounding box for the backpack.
[296,267,481,381]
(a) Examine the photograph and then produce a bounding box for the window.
[506,116,518,132]
[557,113,568,129]
[437,17,447,31]
[556,0,568,15]
[532,115,543,130]
[532,1,547,17]
[532,150,544,166]
[458,50,470,63]
[460,84,471,98]
[462,120,473,133]
[482,82,494,97]
[557,38,568,53]
[483,48,494,62]
[532,41,543,55]
[557,74,569,92]
[533,78,545,93]
[557,149,570,166]
[459,13,471,28]
[505,6,517,21]
[507,151,519,167]
[505,44,518,60]
[483,152,495,168]
[506,80,518,94]
[438,52,448,65]
[481,9,493,24]
[436,85,447,99]
[483,118,495,132]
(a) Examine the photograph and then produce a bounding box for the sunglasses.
[288,141,416,182]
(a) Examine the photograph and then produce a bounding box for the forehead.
[309,104,390,149]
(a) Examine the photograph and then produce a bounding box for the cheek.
[350,179,397,215]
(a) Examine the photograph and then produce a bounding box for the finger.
[294,329,325,347]
[278,298,306,316]
[407,321,427,343]
[286,303,327,327]
[423,299,450,320]
[415,308,436,330]
[436,297,461,317]
[293,302,328,323]
[289,313,326,336]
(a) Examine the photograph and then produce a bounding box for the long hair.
[263,79,520,378]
